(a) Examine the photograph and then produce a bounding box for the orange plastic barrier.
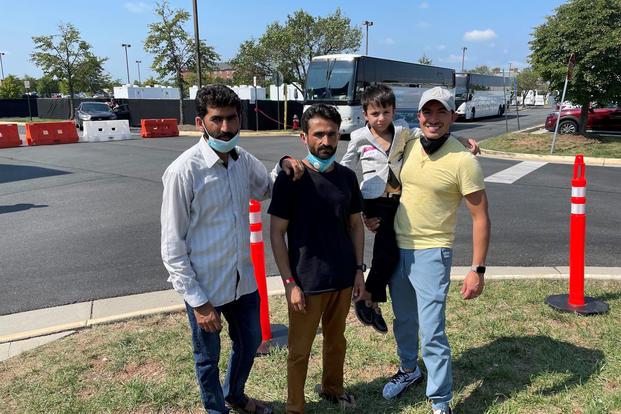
[25,121,79,146]
[140,118,179,138]
[0,124,21,148]
[249,199,273,354]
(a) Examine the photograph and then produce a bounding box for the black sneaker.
[371,307,388,334]
[355,301,373,325]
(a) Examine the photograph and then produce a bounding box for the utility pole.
[136,60,142,85]
[192,0,202,88]
[461,47,467,72]
[121,44,131,84]
[0,52,5,81]
[363,20,374,55]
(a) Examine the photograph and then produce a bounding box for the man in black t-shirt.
[269,104,366,414]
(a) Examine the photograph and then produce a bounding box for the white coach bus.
[304,54,455,136]
[455,73,513,120]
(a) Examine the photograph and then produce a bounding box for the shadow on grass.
[452,335,604,413]
[328,335,604,414]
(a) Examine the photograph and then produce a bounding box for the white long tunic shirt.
[161,138,271,308]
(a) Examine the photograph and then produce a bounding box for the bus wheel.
[498,105,503,116]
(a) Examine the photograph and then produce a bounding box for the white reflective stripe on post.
[250,231,263,243]
[571,187,586,197]
[571,203,586,215]
[249,212,261,224]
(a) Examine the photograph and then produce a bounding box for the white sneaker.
[382,366,424,399]
[432,408,452,414]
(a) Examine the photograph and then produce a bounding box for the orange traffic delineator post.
[545,154,609,315]
[25,121,79,146]
[249,200,274,354]
[140,118,179,138]
[0,124,22,148]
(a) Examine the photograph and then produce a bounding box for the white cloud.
[124,2,150,13]
[381,37,396,45]
[417,21,431,28]
[419,2,430,8]
[444,54,466,63]
[436,44,446,51]
[463,29,497,42]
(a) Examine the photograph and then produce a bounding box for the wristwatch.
[471,265,486,275]
[356,264,367,272]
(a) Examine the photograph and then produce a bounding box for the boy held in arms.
[340,84,478,333]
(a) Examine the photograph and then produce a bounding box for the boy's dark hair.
[195,84,241,118]
[361,84,396,112]
[301,104,342,133]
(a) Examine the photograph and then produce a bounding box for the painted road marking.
[484,161,548,184]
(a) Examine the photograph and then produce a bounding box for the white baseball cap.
[418,86,455,112]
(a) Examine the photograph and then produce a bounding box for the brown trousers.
[286,287,353,414]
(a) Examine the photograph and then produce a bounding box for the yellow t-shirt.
[395,135,485,249]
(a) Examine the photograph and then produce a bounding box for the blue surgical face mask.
[203,128,239,153]
[305,151,336,172]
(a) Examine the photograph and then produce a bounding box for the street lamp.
[136,60,142,85]
[121,43,131,84]
[363,20,374,55]
[461,46,467,72]
[192,0,202,88]
[0,52,5,81]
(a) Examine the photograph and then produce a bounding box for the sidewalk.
[2,267,620,362]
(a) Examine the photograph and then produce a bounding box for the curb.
[481,149,621,167]
[178,130,299,138]
[2,273,619,345]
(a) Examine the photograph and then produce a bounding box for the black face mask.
[420,133,450,155]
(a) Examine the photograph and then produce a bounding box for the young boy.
[340,84,409,333]
[341,84,478,334]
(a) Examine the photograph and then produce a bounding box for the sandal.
[226,395,273,414]
[314,384,357,409]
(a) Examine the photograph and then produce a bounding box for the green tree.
[144,0,219,99]
[469,65,493,75]
[37,75,60,97]
[515,67,548,94]
[418,54,432,65]
[74,54,114,94]
[530,0,621,134]
[31,23,109,116]
[0,75,24,98]
[231,8,362,92]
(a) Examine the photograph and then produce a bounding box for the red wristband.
[284,277,295,286]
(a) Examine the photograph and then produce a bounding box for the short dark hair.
[195,84,241,119]
[301,104,341,133]
[361,84,396,112]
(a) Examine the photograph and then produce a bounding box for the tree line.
[1,0,619,134]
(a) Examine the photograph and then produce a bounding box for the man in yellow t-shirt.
[378,87,491,414]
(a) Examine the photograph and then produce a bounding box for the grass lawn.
[1,280,620,413]
[480,132,621,158]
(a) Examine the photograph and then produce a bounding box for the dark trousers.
[185,290,262,414]
[363,196,400,302]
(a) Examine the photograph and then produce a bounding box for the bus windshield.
[305,59,355,102]
[455,75,468,97]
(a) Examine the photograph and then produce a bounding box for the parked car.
[544,104,621,134]
[74,102,117,130]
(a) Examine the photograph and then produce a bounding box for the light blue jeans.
[389,247,453,412]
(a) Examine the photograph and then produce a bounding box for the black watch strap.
[356,264,367,272]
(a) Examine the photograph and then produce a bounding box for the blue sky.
[0,0,566,83]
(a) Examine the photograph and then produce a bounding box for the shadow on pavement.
[0,164,70,184]
[0,203,48,214]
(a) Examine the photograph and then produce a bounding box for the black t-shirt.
[268,163,363,294]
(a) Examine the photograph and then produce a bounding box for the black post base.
[545,294,609,315]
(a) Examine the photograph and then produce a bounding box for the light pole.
[136,60,142,85]
[192,0,202,88]
[0,52,5,81]
[363,20,374,55]
[121,43,131,84]
[461,47,467,72]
